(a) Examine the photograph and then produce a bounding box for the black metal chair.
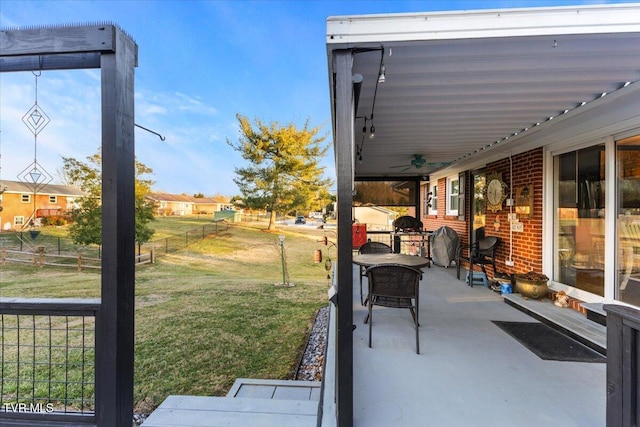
[357,241,393,305]
[456,236,500,287]
[365,263,422,354]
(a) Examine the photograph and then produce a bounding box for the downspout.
[508,155,514,265]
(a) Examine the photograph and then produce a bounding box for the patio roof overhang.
[326,3,640,180]
[325,5,640,426]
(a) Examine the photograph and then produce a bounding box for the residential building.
[353,205,397,231]
[146,193,234,216]
[0,180,85,230]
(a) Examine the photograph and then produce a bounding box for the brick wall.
[421,147,544,279]
[488,148,544,276]
[421,178,468,243]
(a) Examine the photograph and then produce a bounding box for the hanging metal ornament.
[18,69,53,232]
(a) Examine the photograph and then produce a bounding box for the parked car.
[295,216,306,224]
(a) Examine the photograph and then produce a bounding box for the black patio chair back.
[359,241,393,254]
[456,236,500,286]
[365,263,421,354]
[357,242,393,305]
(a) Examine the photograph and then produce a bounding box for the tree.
[228,115,332,230]
[62,151,156,245]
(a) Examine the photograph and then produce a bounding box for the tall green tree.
[62,151,156,245]
[228,115,332,230]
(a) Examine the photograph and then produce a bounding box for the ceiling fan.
[390,155,450,172]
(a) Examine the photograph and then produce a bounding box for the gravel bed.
[296,305,330,381]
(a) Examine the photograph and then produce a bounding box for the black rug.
[492,321,605,363]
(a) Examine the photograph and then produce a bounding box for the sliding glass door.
[617,135,640,305]
[553,145,605,296]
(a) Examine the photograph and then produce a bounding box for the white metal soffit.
[327,4,640,178]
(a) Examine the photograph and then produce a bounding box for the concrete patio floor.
[351,264,605,427]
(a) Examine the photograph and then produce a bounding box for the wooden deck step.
[226,378,321,401]
[144,379,321,426]
[503,293,606,355]
[143,395,318,427]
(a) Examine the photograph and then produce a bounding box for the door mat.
[492,321,605,363]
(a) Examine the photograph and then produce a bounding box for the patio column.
[96,27,137,426]
[334,49,354,427]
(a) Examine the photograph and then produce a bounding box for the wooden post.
[95,25,138,427]
[334,48,355,427]
[604,304,640,426]
[78,254,83,271]
[1,248,5,265]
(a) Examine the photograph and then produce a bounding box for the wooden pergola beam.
[0,53,101,72]
[2,24,119,56]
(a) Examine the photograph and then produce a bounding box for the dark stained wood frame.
[604,304,640,427]
[333,49,354,427]
[1,24,138,426]
[330,49,424,427]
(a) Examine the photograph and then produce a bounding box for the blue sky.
[0,0,635,197]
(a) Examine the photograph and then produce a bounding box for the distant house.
[0,180,85,231]
[353,205,398,231]
[146,193,234,216]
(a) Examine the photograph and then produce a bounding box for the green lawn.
[0,219,333,413]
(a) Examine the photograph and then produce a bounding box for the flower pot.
[515,277,548,299]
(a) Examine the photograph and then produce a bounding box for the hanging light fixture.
[378,65,386,83]
[353,46,385,149]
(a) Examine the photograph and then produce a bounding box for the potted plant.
[515,271,549,300]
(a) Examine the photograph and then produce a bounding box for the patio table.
[353,253,431,269]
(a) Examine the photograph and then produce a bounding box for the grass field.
[0,218,334,413]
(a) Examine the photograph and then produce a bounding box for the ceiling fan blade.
[390,164,411,169]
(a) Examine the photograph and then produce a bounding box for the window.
[422,185,429,215]
[21,194,31,203]
[14,216,25,226]
[428,183,438,215]
[446,176,459,215]
[49,195,57,204]
[458,171,466,220]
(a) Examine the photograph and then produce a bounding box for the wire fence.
[0,299,99,423]
[0,220,230,270]
[140,219,229,256]
[0,231,101,259]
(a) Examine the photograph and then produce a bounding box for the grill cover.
[430,226,459,267]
